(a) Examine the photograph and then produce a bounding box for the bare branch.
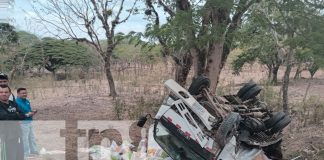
[34,0,78,38]
[33,0,105,54]
[90,0,109,32]
[60,0,93,34]
[158,0,175,17]
[62,0,85,19]
[145,0,170,55]
[111,0,138,47]
[33,8,71,38]
[51,0,79,38]
[146,0,160,26]
[104,0,109,11]
[231,0,256,29]
[221,0,259,68]
[117,0,138,24]
[66,0,103,51]
[113,0,125,25]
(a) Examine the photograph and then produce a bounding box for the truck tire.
[264,112,286,128]
[215,112,240,148]
[240,85,262,101]
[188,76,210,95]
[270,115,291,134]
[240,117,266,133]
[237,80,257,98]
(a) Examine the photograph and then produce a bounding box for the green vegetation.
[0,22,18,53]
[113,41,161,64]
[3,36,99,75]
[232,0,324,84]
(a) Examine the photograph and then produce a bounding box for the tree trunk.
[191,48,199,77]
[272,65,280,85]
[282,51,293,114]
[104,56,117,99]
[309,65,319,79]
[175,53,193,86]
[191,48,206,77]
[294,63,302,79]
[267,66,273,80]
[310,71,316,79]
[9,66,17,81]
[206,43,224,94]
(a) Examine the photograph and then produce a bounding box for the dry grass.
[8,60,324,159]
[10,60,324,115]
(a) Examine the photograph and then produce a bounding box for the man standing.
[0,73,8,85]
[0,72,15,101]
[16,88,38,157]
[0,84,26,160]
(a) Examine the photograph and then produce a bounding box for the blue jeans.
[20,123,38,156]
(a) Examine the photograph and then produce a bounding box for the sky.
[3,0,167,39]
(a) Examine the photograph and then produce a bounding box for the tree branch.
[222,0,259,67]
[158,0,175,17]
[90,0,109,33]
[147,1,160,26]
[117,0,138,24]
[231,0,256,29]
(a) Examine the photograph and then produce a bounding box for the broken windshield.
[153,121,205,160]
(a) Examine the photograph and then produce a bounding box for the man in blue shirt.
[15,88,38,157]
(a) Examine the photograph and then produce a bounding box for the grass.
[9,59,324,122]
[8,58,324,160]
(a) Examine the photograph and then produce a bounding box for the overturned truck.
[138,77,291,160]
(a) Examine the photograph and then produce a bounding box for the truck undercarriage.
[138,77,291,160]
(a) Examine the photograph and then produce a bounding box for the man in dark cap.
[0,72,8,85]
[0,84,26,160]
[0,72,15,101]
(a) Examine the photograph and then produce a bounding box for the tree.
[230,0,323,112]
[263,0,324,113]
[9,31,40,79]
[0,24,34,80]
[294,49,310,79]
[13,38,97,75]
[232,20,283,84]
[17,31,40,46]
[33,0,138,98]
[0,23,18,53]
[0,23,18,72]
[302,12,324,79]
[138,0,261,91]
[293,49,320,79]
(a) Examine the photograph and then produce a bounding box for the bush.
[113,98,127,120]
[258,83,282,111]
[294,96,324,126]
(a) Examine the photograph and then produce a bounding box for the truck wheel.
[188,76,210,95]
[215,112,240,148]
[240,117,266,133]
[270,115,291,134]
[264,112,286,128]
[237,80,257,98]
[240,85,262,101]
